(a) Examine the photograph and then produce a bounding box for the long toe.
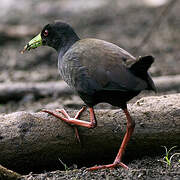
[74,127,81,143]
[41,109,69,122]
[74,106,87,119]
[87,162,129,171]
[42,109,81,143]
[56,109,71,119]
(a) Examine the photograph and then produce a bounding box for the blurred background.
[0,0,179,113]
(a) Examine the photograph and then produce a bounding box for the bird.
[21,20,156,171]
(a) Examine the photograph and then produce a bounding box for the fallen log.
[0,94,180,173]
[0,75,180,103]
[0,24,40,39]
[0,165,21,180]
[154,74,180,92]
[0,81,72,103]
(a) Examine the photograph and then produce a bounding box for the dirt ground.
[0,0,180,179]
[22,155,180,180]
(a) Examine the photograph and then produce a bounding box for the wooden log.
[0,94,179,172]
[0,75,180,103]
[0,25,39,39]
[0,81,72,103]
[154,75,180,92]
[0,165,21,180]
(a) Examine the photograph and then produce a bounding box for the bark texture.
[0,94,180,172]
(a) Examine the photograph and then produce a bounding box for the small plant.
[159,146,180,167]
[58,158,69,171]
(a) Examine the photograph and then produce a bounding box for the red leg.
[87,108,135,171]
[42,106,97,129]
[55,107,87,142]
[42,106,90,143]
[113,109,135,164]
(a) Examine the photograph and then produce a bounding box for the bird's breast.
[58,54,81,89]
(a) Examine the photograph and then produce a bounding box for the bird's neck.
[57,33,80,59]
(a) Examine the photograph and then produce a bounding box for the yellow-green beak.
[21,33,42,54]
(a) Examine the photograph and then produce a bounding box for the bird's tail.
[130,55,156,92]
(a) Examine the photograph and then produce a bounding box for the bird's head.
[21,20,79,54]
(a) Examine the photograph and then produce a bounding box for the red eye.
[43,29,48,37]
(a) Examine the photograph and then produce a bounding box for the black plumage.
[22,20,156,171]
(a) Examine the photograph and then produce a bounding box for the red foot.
[87,162,128,171]
[42,106,87,143]
[42,106,96,129]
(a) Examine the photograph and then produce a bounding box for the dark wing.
[93,64,148,92]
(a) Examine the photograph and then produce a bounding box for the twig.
[137,0,178,52]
